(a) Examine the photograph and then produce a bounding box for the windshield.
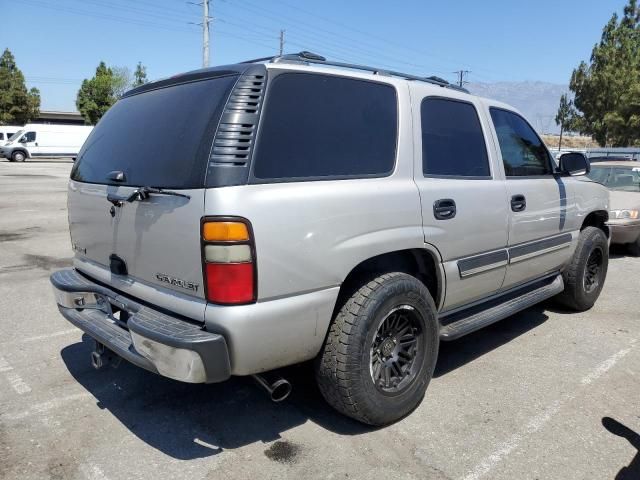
[7,130,24,142]
[70,75,238,189]
[587,166,640,192]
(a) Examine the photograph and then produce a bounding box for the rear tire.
[315,272,439,426]
[12,151,26,162]
[555,226,608,311]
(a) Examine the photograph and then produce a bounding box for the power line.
[188,1,213,67]
[227,0,501,79]
[215,3,452,75]
[453,70,471,88]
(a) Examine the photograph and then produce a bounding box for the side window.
[421,98,490,177]
[490,108,552,176]
[0,133,4,140]
[253,73,397,180]
[24,131,36,142]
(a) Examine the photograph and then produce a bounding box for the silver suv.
[50,52,610,425]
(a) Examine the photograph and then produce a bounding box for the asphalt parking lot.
[0,159,638,480]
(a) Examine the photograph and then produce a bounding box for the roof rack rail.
[240,51,469,93]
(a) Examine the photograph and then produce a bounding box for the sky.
[1,0,626,111]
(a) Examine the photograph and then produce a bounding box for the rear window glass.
[421,98,490,177]
[71,75,237,188]
[252,73,397,180]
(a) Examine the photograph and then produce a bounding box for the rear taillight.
[201,218,256,305]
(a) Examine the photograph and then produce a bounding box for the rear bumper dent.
[50,269,230,383]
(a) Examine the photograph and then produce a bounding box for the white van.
[0,124,93,162]
[0,126,22,146]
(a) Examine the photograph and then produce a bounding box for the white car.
[0,124,93,162]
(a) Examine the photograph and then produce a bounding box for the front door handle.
[511,194,526,212]
[433,198,456,220]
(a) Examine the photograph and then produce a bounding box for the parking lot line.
[460,339,638,480]
[79,463,110,480]
[0,355,32,394]
[5,371,32,394]
[1,392,95,421]
[0,328,78,347]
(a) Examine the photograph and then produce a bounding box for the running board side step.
[439,274,564,341]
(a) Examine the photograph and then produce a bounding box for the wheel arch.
[332,247,444,320]
[12,148,29,160]
[581,210,609,238]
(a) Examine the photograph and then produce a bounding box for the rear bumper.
[50,269,230,383]
[608,221,640,245]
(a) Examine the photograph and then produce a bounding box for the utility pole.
[203,0,210,68]
[279,29,285,56]
[189,1,212,68]
[453,70,471,88]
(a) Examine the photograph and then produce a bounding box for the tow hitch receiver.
[91,341,120,370]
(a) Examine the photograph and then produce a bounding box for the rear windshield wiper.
[126,186,191,203]
[107,186,190,207]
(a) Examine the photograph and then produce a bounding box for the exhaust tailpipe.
[252,373,292,402]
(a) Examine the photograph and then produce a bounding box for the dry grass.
[542,134,598,150]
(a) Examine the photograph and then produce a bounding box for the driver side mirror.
[559,152,590,176]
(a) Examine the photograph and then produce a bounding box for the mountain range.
[467,81,571,135]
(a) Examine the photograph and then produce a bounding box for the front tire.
[315,272,439,426]
[12,151,26,162]
[556,226,608,311]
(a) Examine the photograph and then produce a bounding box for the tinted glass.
[588,166,640,192]
[24,131,36,142]
[586,166,611,184]
[490,108,552,176]
[253,73,397,180]
[71,75,237,188]
[0,133,4,140]
[421,98,490,177]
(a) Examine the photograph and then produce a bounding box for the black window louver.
[209,71,265,167]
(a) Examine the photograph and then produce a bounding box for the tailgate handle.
[107,192,128,207]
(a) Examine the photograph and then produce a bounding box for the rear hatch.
[68,71,240,321]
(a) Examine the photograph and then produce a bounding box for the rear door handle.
[511,194,526,212]
[433,198,456,220]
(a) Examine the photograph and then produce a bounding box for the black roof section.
[122,51,469,98]
[122,64,254,98]
[242,51,469,93]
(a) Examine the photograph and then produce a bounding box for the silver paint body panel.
[64,62,610,376]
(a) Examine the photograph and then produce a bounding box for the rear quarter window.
[252,73,398,181]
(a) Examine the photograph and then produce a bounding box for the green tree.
[133,62,148,87]
[76,62,149,124]
[569,0,640,147]
[0,48,40,125]
[76,62,117,125]
[555,93,577,150]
